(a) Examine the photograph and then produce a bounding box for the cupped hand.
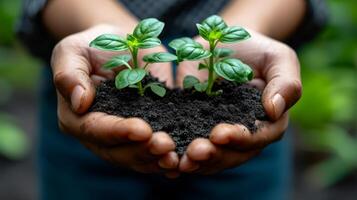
[177,30,302,174]
[51,24,178,178]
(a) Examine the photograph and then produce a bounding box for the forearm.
[42,0,138,39]
[220,0,306,40]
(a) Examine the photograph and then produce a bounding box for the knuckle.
[57,119,69,133]
[80,117,96,139]
[287,78,303,102]
[53,70,70,88]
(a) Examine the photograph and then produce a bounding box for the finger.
[58,96,152,145]
[262,46,302,120]
[248,78,266,91]
[52,42,95,114]
[90,74,107,86]
[158,151,179,169]
[185,138,216,161]
[179,154,200,172]
[209,114,288,151]
[197,148,261,175]
[176,61,208,88]
[89,142,159,173]
[148,132,176,155]
[148,62,174,88]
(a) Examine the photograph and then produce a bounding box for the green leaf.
[103,54,131,69]
[213,48,234,58]
[220,26,250,43]
[137,37,161,49]
[143,52,177,63]
[194,82,208,92]
[214,58,253,83]
[198,63,208,70]
[133,18,165,40]
[183,75,200,89]
[150,84,166,97]
[177,44,211,61]
[196,15,227,41]
[115,68,146,89]
[168,37,201,50]
[127,68,146,85]
[90,34,128,51]
[115,69,131,89]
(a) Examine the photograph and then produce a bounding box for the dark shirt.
[17,0,328,63]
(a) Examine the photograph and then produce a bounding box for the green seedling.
[169,15,253,96]
[89,16,253,97]
[89,18,177,97]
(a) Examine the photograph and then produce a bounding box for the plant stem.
[131,47,144,96]
[206,41,216,95]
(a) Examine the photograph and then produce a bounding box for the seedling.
[89,18,177,97]
[169,15,253,96]
[89,16,253,97]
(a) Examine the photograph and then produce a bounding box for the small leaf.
[183,75,200,89]
[143,52,177,63]
[103,54,131,69]
[133,18,165,40]
[214,58,253,83]
[194,82,208,92]
[150,84,166,97]
[115,69,131,89]
[115,68,146,89]
[198,63,208,70]
[196,15,227,41]
[90,34,128,51]
[127,68,146,85]
[128,84,139,88]
[213,48,234,58]
[137,37,161,49]
[168,37,201,50]
[220,26,250,43]
[177,44,211,61]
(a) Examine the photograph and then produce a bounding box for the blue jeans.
[38,46,292,200]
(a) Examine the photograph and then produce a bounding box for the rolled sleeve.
[16,0,55,62]
[287,0,329,49]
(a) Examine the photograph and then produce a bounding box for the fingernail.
[186,163,200,172]
[71,85,84,111]
[181,154,200,172]
[272,93,285,118]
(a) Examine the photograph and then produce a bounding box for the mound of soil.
[90,76,267,155]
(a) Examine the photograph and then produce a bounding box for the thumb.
[261,49,302,121]
[51,42,96,114]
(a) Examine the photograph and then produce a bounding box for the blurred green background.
[0,0,356,199]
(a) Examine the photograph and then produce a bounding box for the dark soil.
[90,76,267,155]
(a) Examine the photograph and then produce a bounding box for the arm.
[220,0,306,40]
[43,0,138,39]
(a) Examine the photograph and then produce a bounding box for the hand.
[177,30,301,174]
[51,24,179,178]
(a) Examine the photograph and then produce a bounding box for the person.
[17,0,327,199]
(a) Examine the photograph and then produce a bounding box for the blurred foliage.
[0,114,28,160]
[291,0,357,188]
[0,0,40,89]
[0,0,34,160]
